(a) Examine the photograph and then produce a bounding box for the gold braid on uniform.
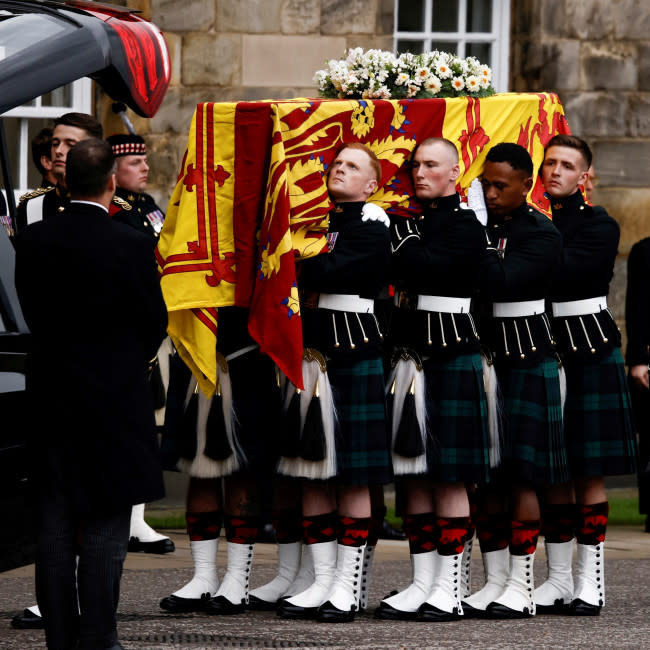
[112,195,133,211]
[18,185,55,204]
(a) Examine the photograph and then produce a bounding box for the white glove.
[466,178,488,226]
[361,202,390,228]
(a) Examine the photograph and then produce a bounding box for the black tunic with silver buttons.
[479,202,561,365]
[298,201,391,361]
[390,193,483,359]
[548,190,621,360]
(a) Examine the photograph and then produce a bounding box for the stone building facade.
[102,0,649,334]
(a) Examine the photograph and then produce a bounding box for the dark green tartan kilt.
[496,356,569,488]
[328,356,393,486]
[423,353,490,484]
[563,347,637,477]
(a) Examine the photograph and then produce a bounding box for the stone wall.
[512,0,650,338]
[100,0,394,209]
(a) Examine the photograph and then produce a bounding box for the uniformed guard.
[464,143,568,619]
[536,135,636,616]
[106,134,165,242]
[15,113,103,230]
[375,137,491,622]
[276,142,393,623]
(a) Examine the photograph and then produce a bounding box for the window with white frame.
[1,78,92,198]
[394,0,510,93]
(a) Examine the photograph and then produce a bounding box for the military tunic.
[479,202,568,487]
[109,187,164,243]
[549,190,636,478]
[390,194,490,483]
[286,201,393,485]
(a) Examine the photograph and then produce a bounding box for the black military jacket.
[390,193,483,358]
[109,186,164,243]
[479,202,561,365]
[16,184,69,230]
[298,201,391,360]
[548,190,621,360]
[626,237,650,367]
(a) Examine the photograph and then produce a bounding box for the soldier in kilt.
[464,143,568,619]
[535,135,636,616]
[276,143,392,623]
[159,307,283,616]
[375,138,490,622]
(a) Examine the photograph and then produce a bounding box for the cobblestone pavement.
[2,527,650,649]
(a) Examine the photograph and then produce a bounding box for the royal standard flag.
[157,93,569,396]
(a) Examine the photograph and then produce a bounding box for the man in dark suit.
[15,138,168,650]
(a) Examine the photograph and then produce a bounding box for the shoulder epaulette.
[112,195,132,211]
[18,185,55,204]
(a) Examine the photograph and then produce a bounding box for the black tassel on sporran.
[298,383,326,461]
[393,379,424,458]
[179,385,199,460]
[204,386,233,461]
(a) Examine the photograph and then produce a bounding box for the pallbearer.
[276,143,392,623]
[464,143,567,619]
[536,135,636,616]
[375,138,491,621]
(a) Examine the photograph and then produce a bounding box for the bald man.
[376,138,490,621]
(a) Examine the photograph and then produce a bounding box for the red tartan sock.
[404,512,436,554]
[541,504,577,543]
[223,514,260,545]
[510,519,541,556]
[575,502,609,545]
[272,509,303,544]
[475,511,510,553]
[436,516,473,556]
[367,505,387,547]
[186,511,222,542]
[338,515,371,547]
[302,511,338,545]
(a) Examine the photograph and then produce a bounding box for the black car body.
[0,0,170,572]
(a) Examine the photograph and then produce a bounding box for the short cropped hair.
[336,142,382,183]
[31,127,53,176]
[416,137,459,163]
[485,142,533,176]
[544,134,592,169]
[54,112,103,139]
[66,138,115,198]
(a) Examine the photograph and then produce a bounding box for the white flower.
[465,75,480,92]
[480,65,492,82]
[407,85,419,97]
[425,75,441,94]
[451,76,465,91]
[395,72,410,86]
[415,66,429,80]
[479,76,491,89]
[435,61,453,79]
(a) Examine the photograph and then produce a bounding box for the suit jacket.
[15,201,168,515]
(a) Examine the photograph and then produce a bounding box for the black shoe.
[486,601,532,619]
[379,519,406,541]
[276,600,319,619]
[416,602,462,622]
[568,598,601,616]
[374,601,418,620]
[129,536,175,554]
[316,600,356,623]
[536,599,570,615]
[204,595,246,615]
[159,593,210,613]
[460,601,488,619]
[246,594,278,611]
[11,609,45,629]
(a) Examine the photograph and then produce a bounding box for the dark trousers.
[35,478,130,650]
